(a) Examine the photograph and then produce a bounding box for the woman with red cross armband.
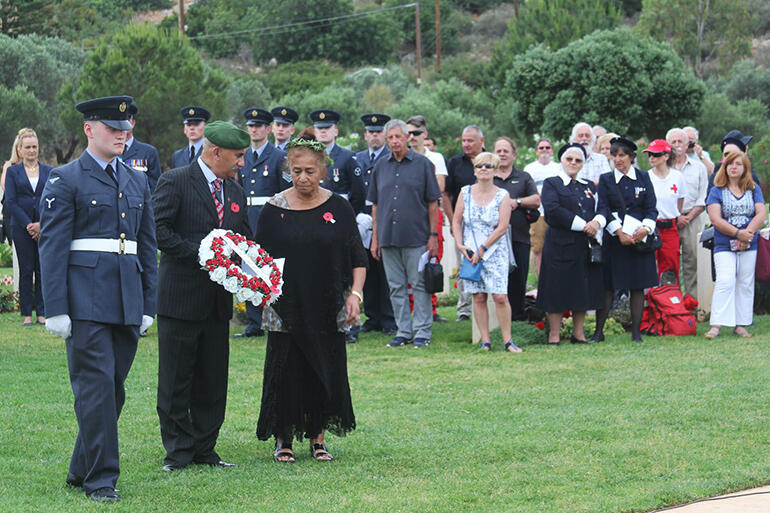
[644,139,686,284]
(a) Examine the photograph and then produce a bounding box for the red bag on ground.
[640,284,697,336]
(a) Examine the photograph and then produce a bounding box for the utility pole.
[435,0,441,73]
[178,0,185,36]
[415,2,422,84]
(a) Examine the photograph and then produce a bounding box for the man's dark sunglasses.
[408,129,425,136]
[537,145,552,150]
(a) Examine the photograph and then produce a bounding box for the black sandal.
[310,443,334,461]
[273,440,295,463]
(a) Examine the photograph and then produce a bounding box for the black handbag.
[524,208,540,224]
[424,258,444,294]
[613,172,662,253]
[589,239,603,264]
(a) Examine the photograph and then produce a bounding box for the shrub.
[0,244,12,267]
[0,290,18,313]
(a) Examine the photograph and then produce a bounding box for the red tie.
[211,178,223,226]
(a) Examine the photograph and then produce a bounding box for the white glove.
[140,315,154,335]
[46,314,72,339]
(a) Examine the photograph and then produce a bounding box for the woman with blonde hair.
[704,151,766,338]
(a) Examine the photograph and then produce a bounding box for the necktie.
[105,163,117,186]
[211,178,224,226]
[371,152,375,162]
[254,150,259,161]
[189,146,196,164]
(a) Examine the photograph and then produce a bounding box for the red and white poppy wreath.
[198,229,284,307]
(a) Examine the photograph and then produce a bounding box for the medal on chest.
[333,168,340,182]
[263,165,269,177]
[128,159,148,172]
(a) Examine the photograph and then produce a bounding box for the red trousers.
[655,221,680,284]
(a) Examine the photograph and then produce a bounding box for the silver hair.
[384,119,409,135]
[666,127,687,142]
[682,126,698,138]
[570,122,595,146]
[463,125,484,139]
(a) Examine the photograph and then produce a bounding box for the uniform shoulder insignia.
[49,176,60,183]
[354,167,362,176]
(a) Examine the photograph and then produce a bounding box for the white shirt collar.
[190,139,204,153]
[252,140,268,158]
[558,167,587,186]
[197,157,219,190]
[85,149,117,171]
[370,145,385,159]
[614,166,637,183]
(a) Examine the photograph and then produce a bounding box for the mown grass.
[1,306,769,512]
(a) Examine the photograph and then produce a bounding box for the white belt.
[246,196,270,206]
[70,238,137,255]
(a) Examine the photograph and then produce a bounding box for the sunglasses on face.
[648,152,667,158]
[475,163,495,169]
[408,129,425,136]
[537,146,552,150]
[564,157,583,163]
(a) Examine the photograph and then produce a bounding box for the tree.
[225,75,273,123]
[636,0,753,78]
[69,23,229,167]
[0,34,85,164]
[707,60,770,112]
[500,27,705,140]
[0,85,45,157]
[491,0,621,88]
[695,93,770,146]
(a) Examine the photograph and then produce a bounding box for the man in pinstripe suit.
[152,121,252,472]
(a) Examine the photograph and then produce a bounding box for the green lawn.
[1,306,770,512]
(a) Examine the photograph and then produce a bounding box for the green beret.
[204,120,250,149]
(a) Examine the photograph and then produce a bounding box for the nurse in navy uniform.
[233,107,288,338]
[309,109,365,213]
[594,136,658,343]
[38,95,158,502]
[536,143,605,345]
[354,113,396,338]
[121,103,162,194]
[171,106,210,169]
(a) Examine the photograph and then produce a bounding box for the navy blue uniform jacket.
[171,144,202,170]
[122,138,162,194]
[238,141,287,233]
[38,152,158,325]
[325,143,365,213]
[4,161,52,231]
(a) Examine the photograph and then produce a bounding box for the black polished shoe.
[206,460,235,468]
[345,332,358,344]
[456,314,470,322]
[87,487,120,502]
[570,334,592,344]
[162,463,186,472]
[589,332,605,343]
[433,313,449,323]
[233,328,264,338]
[66,473,83,488]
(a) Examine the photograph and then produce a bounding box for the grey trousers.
[679,212,705,300]
[382,246,433,340]
[455,247,473,316]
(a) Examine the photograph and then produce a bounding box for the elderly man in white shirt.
[683,126,715,175]
[667,127,708,299]
[523,138,561,273]
[570,122,612,183]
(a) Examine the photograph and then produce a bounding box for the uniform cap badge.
[371,116,377,123]
[252,110,258,117]
[189,108,195,116]
[119,102,127,113]
[281,109,287,116]
[319,112,326,120]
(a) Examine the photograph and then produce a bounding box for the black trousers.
[157,315,230,467]
[507,242,531,320]
[66,320,138,494]
[12,227,43,317]
[362,251,396,330]
[244,302,263,331]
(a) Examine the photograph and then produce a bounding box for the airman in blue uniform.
[271,106,298,152]
[171,106,210,169]
[352,114,395,341]
[234,107,287,338]
[38,95,158,503]
[121,103,162,194]
[309,109,365,213]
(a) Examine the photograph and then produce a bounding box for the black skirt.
[602,234,658,290]
[537,228,604,313]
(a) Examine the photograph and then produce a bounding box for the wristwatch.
[516,198,522,206]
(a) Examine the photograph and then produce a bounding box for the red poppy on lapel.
[230,202,240,213]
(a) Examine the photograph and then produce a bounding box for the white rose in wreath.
[223,276,239,293]
[210,266,227,283]
[246,246,259,261]
[236,287,255,302]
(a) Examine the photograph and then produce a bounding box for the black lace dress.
[255,192,367,441]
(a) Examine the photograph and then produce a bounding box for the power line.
[187,3,417,40]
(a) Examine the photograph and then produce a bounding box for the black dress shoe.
[162,463,186,472]
[233,328,264,338]
[66,473,83,488]
[433,313,449,323]
[570,334,592,344]
[590,332,605,343]
[345,332,358,344]
[88,487,120,502]
[205,460,235,468]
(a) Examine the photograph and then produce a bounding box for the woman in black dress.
[537,143,604,345]
[594,136,658,343]
[255,129,367,462]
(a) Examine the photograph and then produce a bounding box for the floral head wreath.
[287,137,334,166]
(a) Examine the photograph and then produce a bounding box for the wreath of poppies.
[198,229,284,307]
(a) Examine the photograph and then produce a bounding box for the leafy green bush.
[748,136,770,198]
[262,61,345,100]
[0,290,18,313]
[0,244,12,267]
[560,317,625,339]
[695,93,770,148]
